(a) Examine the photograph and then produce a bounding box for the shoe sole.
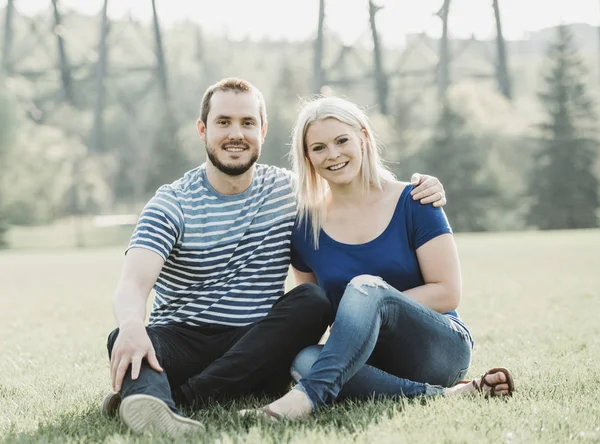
[119,394,203,437]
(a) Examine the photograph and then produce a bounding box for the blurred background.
[0,0,599,249]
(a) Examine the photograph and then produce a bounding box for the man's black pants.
[107,283,331,411]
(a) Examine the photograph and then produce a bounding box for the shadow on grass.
[2,395,413,443]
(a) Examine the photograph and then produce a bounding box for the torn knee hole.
[348,275,388,295]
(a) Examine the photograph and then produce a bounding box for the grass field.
[1,229,599,443]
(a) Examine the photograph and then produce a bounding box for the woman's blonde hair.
[290,96,396,248]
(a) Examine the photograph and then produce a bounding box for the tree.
[436,0,451,100]
[528,25,599,229]
[263,57,303,168]
[369,1,389,115]
[144,0,191,193]
[493,0,512,99]
[312,0,326,94]
[0,91,17,247]
[144,116,190,194]
[417,98,498,232]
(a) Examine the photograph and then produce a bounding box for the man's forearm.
[113,280,149,328]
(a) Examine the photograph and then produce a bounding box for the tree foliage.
[528,25,599,229]
[0,7,598,236]
[416,98,499,232]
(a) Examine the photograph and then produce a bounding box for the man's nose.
[228,124,243,140]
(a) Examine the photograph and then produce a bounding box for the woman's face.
[304,118,364,187]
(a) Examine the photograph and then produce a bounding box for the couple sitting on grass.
[102,77,514,437]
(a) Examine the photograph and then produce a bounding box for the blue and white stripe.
[127,163,297,327]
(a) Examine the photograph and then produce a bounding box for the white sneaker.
[119,394,203,437]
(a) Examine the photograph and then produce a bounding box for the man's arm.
[110,248,165,392]
[410,173,447,207]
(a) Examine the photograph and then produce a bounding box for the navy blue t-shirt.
[291,184,472,342]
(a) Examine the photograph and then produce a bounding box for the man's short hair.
[199,77,268,128]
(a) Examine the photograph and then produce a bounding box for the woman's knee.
[290,345,323,382]
[347,275,391,295]
[344,275,413,307]
[338,275,392,312]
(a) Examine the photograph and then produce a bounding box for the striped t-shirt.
[127,163,297,327]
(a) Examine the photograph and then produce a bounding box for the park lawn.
[1,229,599,443]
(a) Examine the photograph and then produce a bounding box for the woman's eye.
[338,138,348,145]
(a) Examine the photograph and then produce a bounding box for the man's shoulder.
[169,166,204,191]
[255,164,294,182]
[153,166,204,200]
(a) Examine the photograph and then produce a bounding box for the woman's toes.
[483,371,507,387]
[494,383,509,392]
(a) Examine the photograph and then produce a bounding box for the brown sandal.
[469,367,515,397]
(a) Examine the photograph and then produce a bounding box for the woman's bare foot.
[253,388,313,420]
[444,367,514,398]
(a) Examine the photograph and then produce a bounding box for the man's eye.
[244,121,255,126]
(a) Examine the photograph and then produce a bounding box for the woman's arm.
[402,233,462,313]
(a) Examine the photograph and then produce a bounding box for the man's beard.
[206,141,259,176]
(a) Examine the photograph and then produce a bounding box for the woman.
[254,96,514,420]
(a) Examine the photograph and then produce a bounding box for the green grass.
[1,229,600,443]
[5,217,134,250]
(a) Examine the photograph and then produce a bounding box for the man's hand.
[410,173,447,208]
[110,322,163,392]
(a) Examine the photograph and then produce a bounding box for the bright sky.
[3,0,600,48]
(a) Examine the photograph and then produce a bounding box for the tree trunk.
[369,1,389,115]
[493,0,512,99]
[312,0,326,94]
[437,0,451,100]
[51,0,76,106]
[1,0,14,74]
[52,0,83,247]
[152,0,170,104]
[92,0,109,154]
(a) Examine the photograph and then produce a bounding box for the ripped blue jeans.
[292,275,473,410]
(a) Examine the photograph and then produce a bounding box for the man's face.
[197,90,266,176]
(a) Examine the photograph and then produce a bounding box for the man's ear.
[196,119,207,142]
[261,121,268,144]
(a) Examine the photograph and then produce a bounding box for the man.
[103,77,447,437]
